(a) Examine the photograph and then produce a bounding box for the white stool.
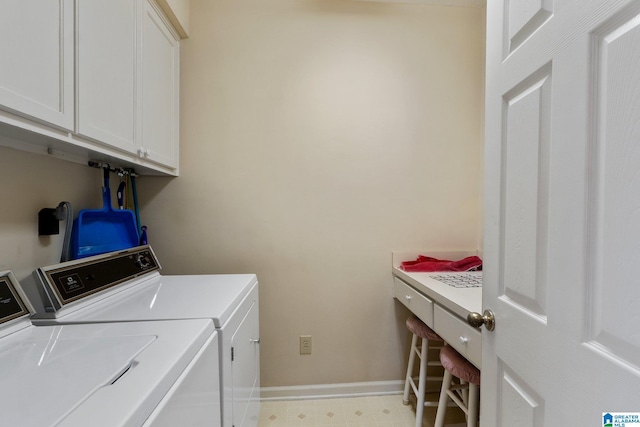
[403,315,445,427]
[434,345,481,427]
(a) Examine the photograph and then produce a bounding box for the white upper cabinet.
[0,0,74,131]
[76,0,139,152]
[0,0,180,175]
[76,0,180,170]
[141,0,179,169]
[156,0,190,38]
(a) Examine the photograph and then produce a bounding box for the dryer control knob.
[135,254,151,269]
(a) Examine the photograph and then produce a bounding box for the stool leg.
[434,370,453,427]
[403,334,418,405]
[467,383,479,427]
[460,379,468,408]
[460,378,469,424]
[415,337,429,427]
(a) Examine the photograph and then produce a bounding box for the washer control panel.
[39,246,160,307]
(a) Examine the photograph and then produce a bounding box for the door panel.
[505,0,553,55]
[499,364,544,427]
[501,65,551,320]
[589,8,640,369]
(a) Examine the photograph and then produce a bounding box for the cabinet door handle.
[250,338,260,344]
[137,148,152,158]
[459,336,469,344]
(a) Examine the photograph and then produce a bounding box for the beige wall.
[0,145,103,281]
[139,0,485,387]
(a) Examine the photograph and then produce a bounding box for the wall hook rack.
[88,160,139,177]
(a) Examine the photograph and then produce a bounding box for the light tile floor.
[258,394,466,427]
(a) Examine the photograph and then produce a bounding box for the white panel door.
[483,0,640,425]
[141,0,179,169]
[0,0,74,130]
[76,0,140,153]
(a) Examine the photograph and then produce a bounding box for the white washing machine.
[0,270,220,427]
[22,246,260,427]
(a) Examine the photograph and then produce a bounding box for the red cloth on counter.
[400,255,482,272]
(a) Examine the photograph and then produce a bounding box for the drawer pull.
[405,295,412,301]
[459,336,469,344]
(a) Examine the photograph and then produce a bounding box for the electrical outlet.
[300,335,312,355]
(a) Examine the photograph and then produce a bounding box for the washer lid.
[1,331,154,426]
[0,319,214,427]
[46,274,258,328]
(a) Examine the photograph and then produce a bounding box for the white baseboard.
[260,380,405,401]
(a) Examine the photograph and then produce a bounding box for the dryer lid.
[46,273,257,328]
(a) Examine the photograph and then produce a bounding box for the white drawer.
[434,304,481,368]
[393,277,434,328]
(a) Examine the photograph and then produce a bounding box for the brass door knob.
[467,309,496,331]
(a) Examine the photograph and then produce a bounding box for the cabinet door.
[0,0,74,130]
[231,299,260,427]
[76,0,140,153]
[141,0,179,169]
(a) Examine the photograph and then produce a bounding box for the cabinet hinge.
[231,346,234,362]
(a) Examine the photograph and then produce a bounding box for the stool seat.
[406,316,443,341]
[434,346,481,427]
[403,316,445,427]
[440,345,480,385]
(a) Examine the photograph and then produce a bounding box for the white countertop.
[392,267,482,319]
[391,251,482,319]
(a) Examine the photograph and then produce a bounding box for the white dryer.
[23,246,260,427]
[0,270,220,427]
